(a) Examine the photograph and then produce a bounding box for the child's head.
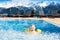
[30,24,36,32]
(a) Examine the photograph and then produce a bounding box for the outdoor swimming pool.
[0,19,60,40]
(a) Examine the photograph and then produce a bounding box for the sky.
[0,0,60,2]
[0,0,11,2]
[0,0,60,8]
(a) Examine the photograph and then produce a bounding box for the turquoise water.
[0,19,60,40]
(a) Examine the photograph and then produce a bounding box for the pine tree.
[31,8,34,17]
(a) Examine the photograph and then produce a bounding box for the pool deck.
[0,17,60,27]
[41,18,60,27]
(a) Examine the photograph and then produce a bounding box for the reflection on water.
[0,30,60,40]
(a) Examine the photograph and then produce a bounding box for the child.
[30,24,36,33]
[25,24,42,33]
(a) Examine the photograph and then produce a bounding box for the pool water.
[0,19,60,40]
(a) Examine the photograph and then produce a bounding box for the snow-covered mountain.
[0,1,60,16]
[0,0,60,8]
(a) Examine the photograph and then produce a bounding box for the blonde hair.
[30,24,35,32]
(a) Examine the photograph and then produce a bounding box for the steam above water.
[0,30,60,40]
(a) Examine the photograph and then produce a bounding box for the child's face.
[30,24,35,30]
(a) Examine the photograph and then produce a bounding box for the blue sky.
[0,0,60,2]
[30,0,60,2]
[0,0,11,2]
